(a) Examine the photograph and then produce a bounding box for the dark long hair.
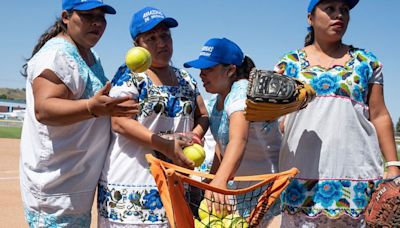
[236,56,255,80]
[21,11,72,77]
[304,27,315,47]
[304,3,317,47]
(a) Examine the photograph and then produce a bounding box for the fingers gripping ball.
[125,47,152,73]
[183,144,206,167]
[198,199,228,220]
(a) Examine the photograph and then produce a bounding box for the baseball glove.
[364,175,400,227]
[245,69,316,121]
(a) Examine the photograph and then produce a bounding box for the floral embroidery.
[24,208,91,228]
[143,189,163,210]
[314,181,343,208]
[111,66,198,119]
[274,47,382,104]
[98,183,168,224]
[286,62,300,78]
[281,178,381,219]
[283,179,307,205]
[310,73,340,95]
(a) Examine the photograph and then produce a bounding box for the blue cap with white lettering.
[184,38,244,69]
[62,0,116,14]
[130,6,178,40]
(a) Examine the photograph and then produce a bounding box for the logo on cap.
[143,10,165,23]
[200,46,214,57]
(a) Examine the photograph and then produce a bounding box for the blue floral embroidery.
[143,189,163,210]
[148,213,159,222]
[314,181,343,208]
[281,179,380,219]
[109,210,119,220]
[283,179,306,205]
[286,62,300,78]
[98,183,168,224]
[353,196,368,208]
[114,73,131,86]
[352,85,363,102]
[310,72,340,95]
[355,62,372,82]
[274,47,382,104]
[167,97,182,117]
[340,180,351,188]
[129,192,141,202]
[353,182,368,194]
[24,208,91,227]
[111,67,198,119]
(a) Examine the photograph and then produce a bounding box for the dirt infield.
[0,138,97,228]
[0,138,281,227]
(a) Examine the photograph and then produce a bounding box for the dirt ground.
[0,138,281,228]
[0,138,97,228]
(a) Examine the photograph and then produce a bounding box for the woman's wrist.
[385,161,400,168]
[153,133,174,155]
[191,132,202,145]
[86,98,98,118]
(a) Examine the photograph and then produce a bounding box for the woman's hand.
[204,177,232,216]
[165,137,195,169]
[385,166,400,179]
[87,82,139,117]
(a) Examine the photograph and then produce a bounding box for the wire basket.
[146,154,298,228]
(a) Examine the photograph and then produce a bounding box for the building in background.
[0,99,26,121]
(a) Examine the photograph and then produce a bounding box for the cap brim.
[74,2,116,14]
[308,0,358,13]
[162,17,178,28]
[347,0,359,9]
[184,58,218,69]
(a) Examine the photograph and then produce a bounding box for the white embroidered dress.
[20,37,111,227]
[274,47,384,227]
[98,65,199,227]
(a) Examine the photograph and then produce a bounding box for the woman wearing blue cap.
[97,6,209,227]
[275,0,400,227]
[184,37,282,226]
[19,0,139,227]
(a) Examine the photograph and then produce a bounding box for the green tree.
[396,117,400,133]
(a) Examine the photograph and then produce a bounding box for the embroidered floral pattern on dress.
[24,208,91,228]
[98,183,168,224]
[274,47,384,222]
[275,47,382,104]
[111,65,198,119]
[100,66,199,225]
[281,178,381,219]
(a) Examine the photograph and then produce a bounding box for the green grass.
[0,126,22,139]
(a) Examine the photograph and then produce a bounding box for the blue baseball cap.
[308,0,359,13]
[130,7,178,40]
[62,0,116,14]
[184,38,244,69]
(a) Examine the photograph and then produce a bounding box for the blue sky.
[1,0,399,123]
